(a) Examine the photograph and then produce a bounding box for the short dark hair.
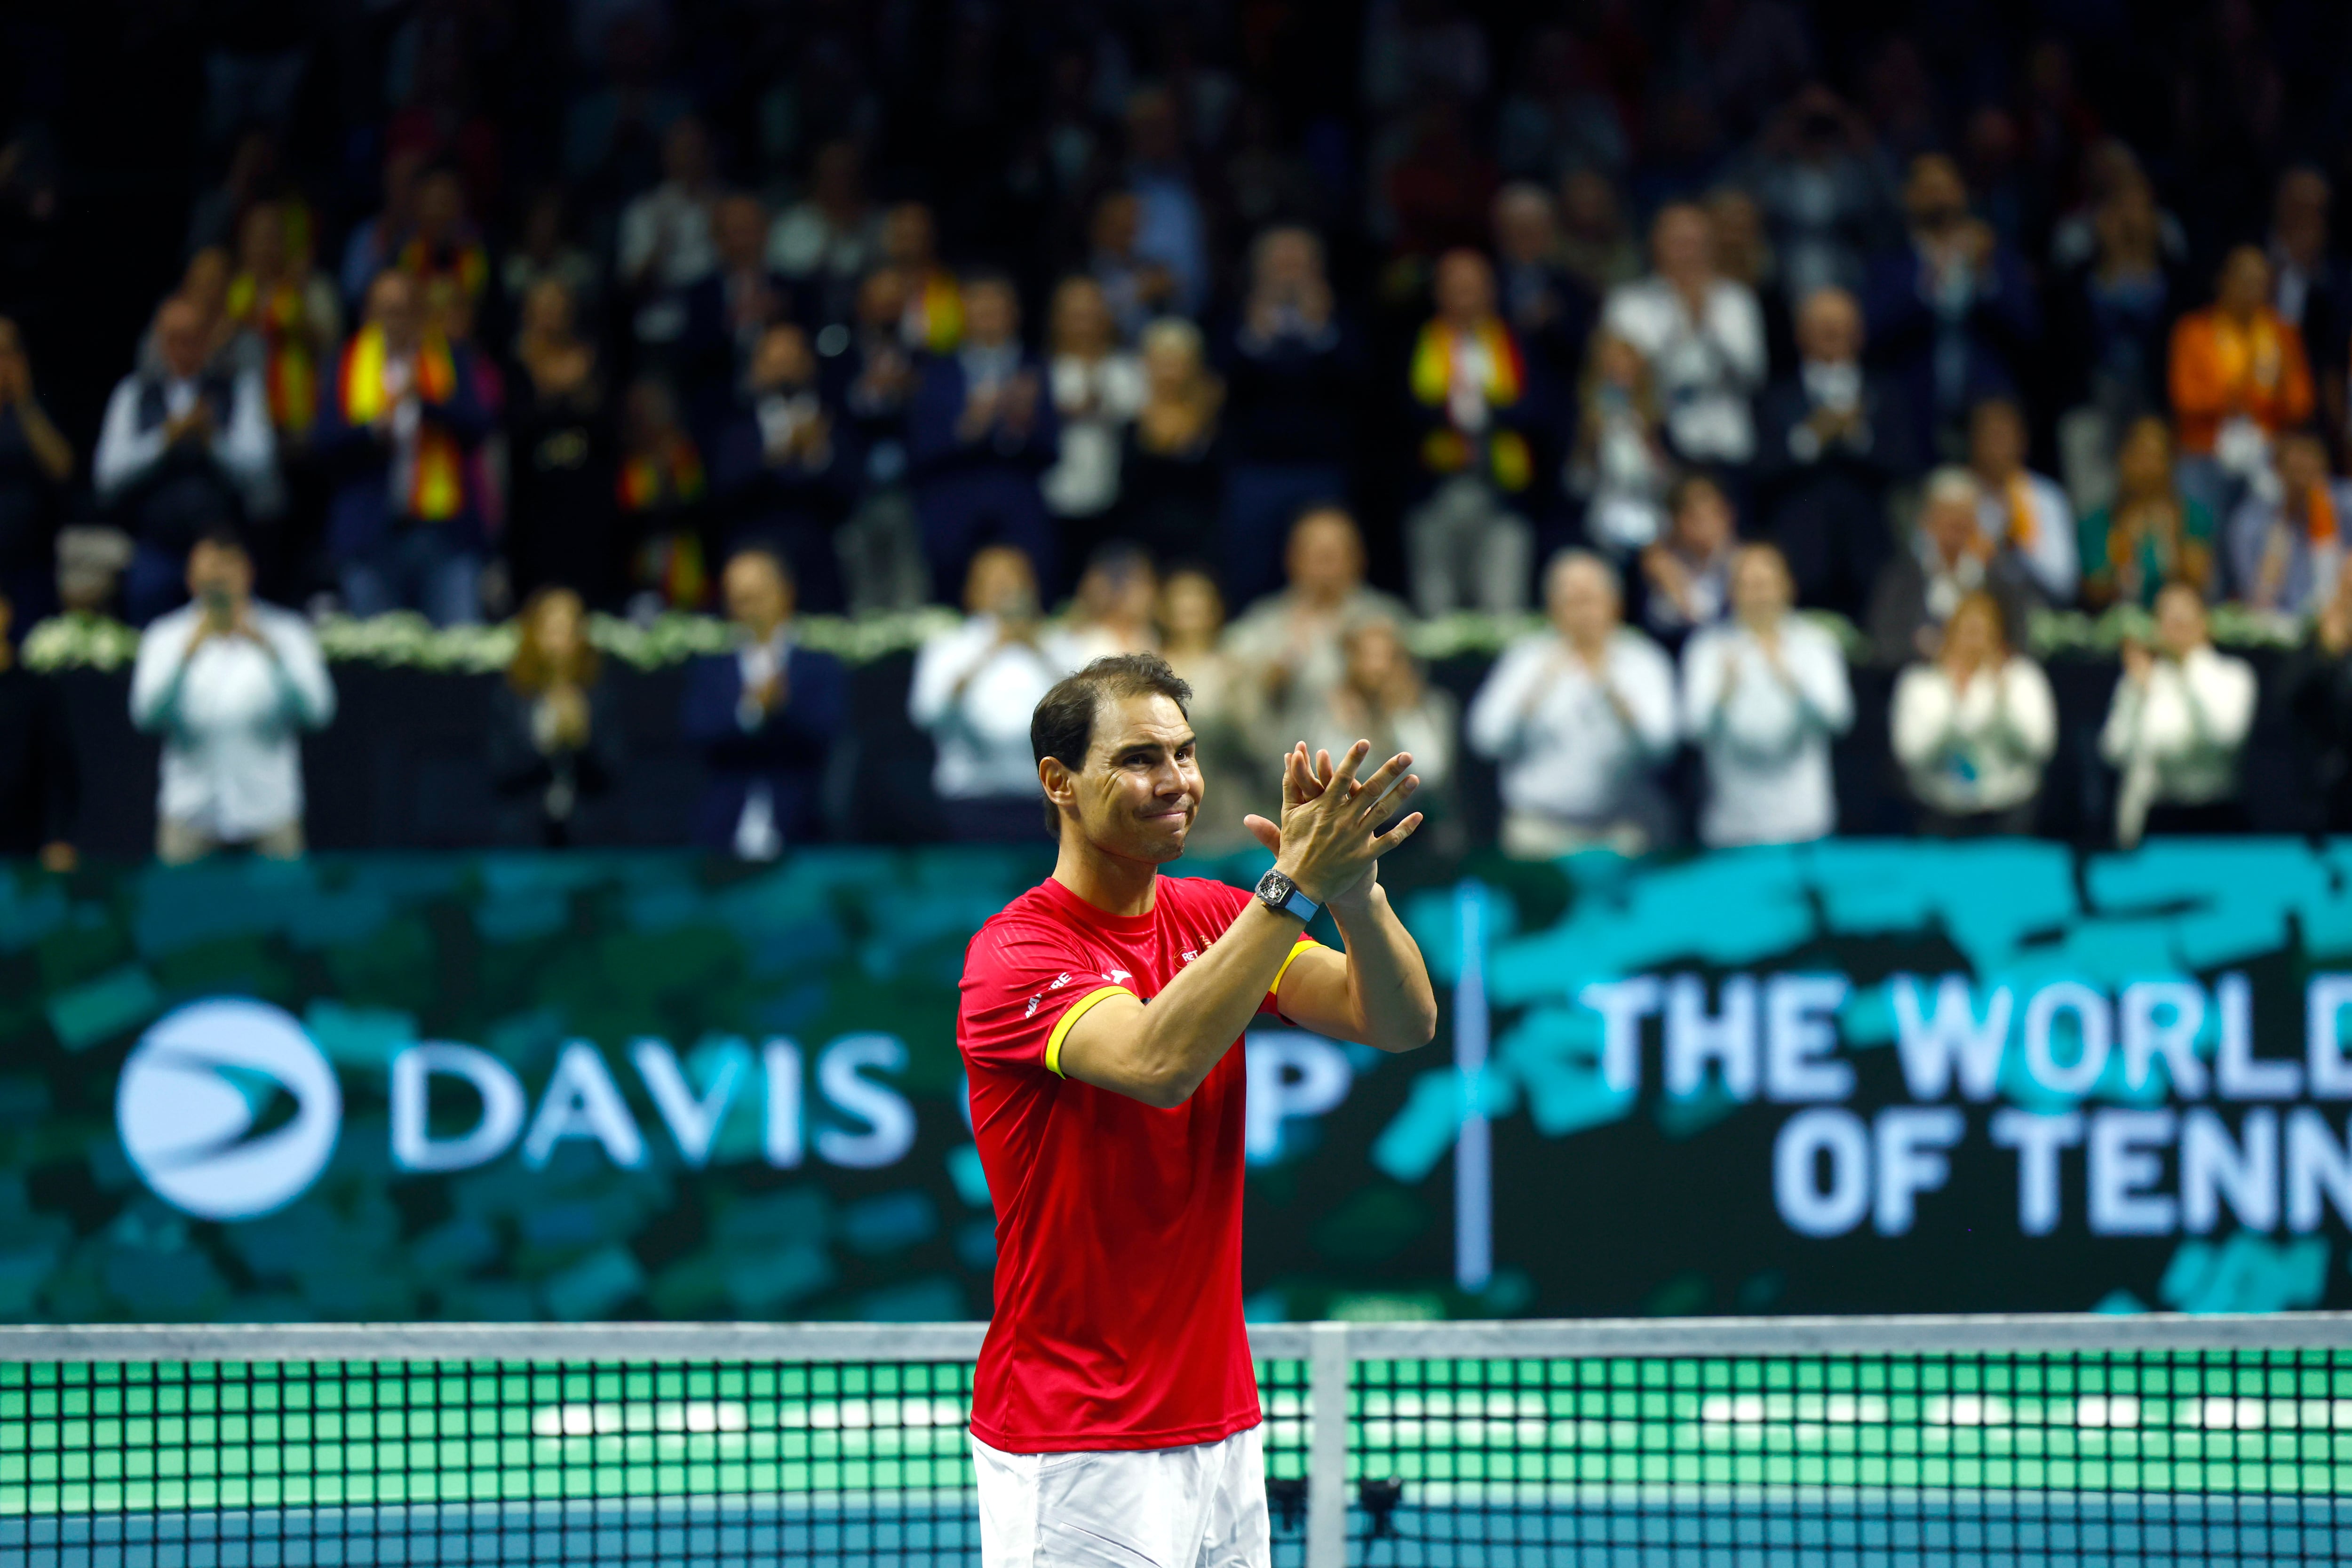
[190,522,248,559]
[1031,653,1193,833]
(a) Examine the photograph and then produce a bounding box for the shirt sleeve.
[959,916,1137,1080]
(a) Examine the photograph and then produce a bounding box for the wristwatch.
[1255,868,1319,925]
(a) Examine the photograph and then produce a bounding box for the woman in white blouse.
[2098,581,2258,846]
[1889,590,2057,836]
[1039,276,1145,527]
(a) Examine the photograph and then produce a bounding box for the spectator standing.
[1566,330,1671,556]
[2228,432,2348,616]
[2169,246,2313,525]
[1639,472,1740,647]
[1089,190,1180,344]
[1754,285,1914,619]
[1406,249,1538,615]
[1222,506,1412,744]
[615,379,710,611]
[1156,565,1268,854]
[907,545,1080,840]
[908,273,1059,601]
[832,266,930,610]
[225,202,341,456]
[618,119,722,350]
[1967,397,2076,604]
[491,586,618,847]
[884,202,963,354]
[1218,227,1357,609]
[2077,416,2219,611]
[2286,557,2352,829]
[1119,318,1226,565]
[1601,202,1766,470]
[713,323,855,610]
[316,271,491,625]
[128,528,334,863]
[95,296,276,624]
[498,191,602,338]
[1304,616,1459,852]
[1741,86,1889,306]
[1040,277,1145,534]
[1557,168,1642,297]
[1868,467,2042,667]
[1492,184,1596,390]
[0,589,76,869]
[1681,542,1854,847]
[338,148,424,307]
[505,279,619,607]
[1121,87,1211,321]
[767,140,882,326]
[681,548,847,857]
[2049,169,2182,512]
[0,320,73,623]
[1889,589,2057,836]
[1863,153,2039,462]
[2099,582,2257,846]
[2268,169,2345,448]
[1466,549,1677,857]
[679,193,796,422]
[395,169,489,308]
[1064,542,1159,664]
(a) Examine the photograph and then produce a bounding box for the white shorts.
[969,1425,1271,1567]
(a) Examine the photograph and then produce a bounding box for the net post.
[1305,1320,1349,1568]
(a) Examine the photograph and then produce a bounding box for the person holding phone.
[128,525,335,863]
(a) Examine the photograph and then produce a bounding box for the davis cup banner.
[5,840,2352,1323]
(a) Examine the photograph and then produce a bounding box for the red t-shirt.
[958,873,1315,1452]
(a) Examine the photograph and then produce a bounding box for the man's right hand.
[1253,740,1422,906]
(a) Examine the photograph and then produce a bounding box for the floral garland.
[16,604,2316,676]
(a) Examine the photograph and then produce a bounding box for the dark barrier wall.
[8,841,2352,1325]
[37,646,2334,858]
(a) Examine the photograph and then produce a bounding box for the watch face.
[1257,870,1295,903]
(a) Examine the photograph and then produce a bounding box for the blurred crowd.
[8,0,2352,863]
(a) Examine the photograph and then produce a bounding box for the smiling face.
[1053,691,1201,863]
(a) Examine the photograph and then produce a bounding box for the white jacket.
[2098,646,2257,843]
[1467,629,1677,824]
[1681,616,1853,846]
[1890,656,2057,816]
[908,616,1082,801]
[130,601,336,839]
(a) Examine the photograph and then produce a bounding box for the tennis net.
[4,1315,2351,1566]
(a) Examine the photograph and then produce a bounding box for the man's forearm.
[1329,883,1437,1052]
[1111,902,1305,1104]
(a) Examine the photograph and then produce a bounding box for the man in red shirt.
[959,651,1437,1563]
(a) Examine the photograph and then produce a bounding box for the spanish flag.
[1410,318,1531,492]
[339,325,468,522]
[228,273,320,437]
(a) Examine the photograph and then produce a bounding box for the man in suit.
[712,323,859,610]
[678,193,801,432]
[1754,285,1918,620]
[908,271,1060,601]
[680,547,847,857]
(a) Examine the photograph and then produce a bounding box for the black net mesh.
[1344,1349,2352,1565]
[7,1345,2350,1565]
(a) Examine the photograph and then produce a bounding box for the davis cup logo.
[117,1000,341,1220]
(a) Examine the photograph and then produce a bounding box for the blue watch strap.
[1278,886,1319,923]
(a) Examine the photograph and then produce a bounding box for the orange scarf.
[2302,483,2338,545]
[339,325,467,521]
[228,272,320,436]
[2004,474,2037,550]
[1410,318,1531,491]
